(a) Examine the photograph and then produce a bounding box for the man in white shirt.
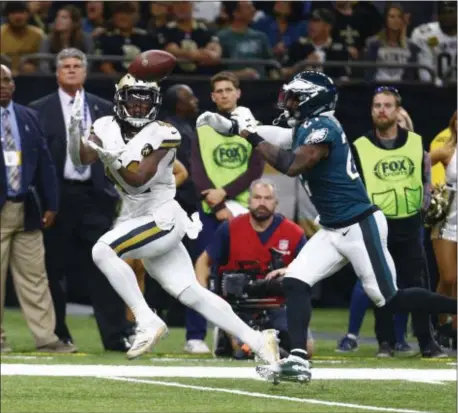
[29,48,135,352]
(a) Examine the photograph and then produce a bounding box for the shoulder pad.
[92,116,115,137]
[156,121,181,149]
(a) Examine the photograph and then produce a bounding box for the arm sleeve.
[256,125,293,149]
[206,221,230,266]
[223,150,264,199]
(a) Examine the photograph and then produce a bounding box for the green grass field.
[1,308,456,413]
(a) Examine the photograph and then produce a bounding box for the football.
[128,50,176,82]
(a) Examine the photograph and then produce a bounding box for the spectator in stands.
[195,179,313,358]
[365,3,421,82]
[160,1,221,75]
[0,1,44,74]
[411,1,457,85]
[217,1,274,80]
[253,1,307,63]
[82,1,108,38]
[27,1,53,34]
[332,1,382,61]
[430,110,457,349]
[143,2,170,37]
[38,5,94,73]
[29,48,135,352]
[95,2,156,75]
[186,71,264,353]
[282,9,350,80]
[0,64,74,354]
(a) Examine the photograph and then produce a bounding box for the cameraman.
[195,179,314,358]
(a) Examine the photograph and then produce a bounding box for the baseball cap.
[308,9,335,25]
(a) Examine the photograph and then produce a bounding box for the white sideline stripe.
[103,376,434,413]
[1,364,456,383]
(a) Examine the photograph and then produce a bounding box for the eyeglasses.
[374,86,402,103]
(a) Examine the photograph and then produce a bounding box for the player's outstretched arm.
[253,139,328,176]
[116,148,170,188]
[68,91,99,165]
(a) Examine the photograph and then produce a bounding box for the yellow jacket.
[430,128,451,186]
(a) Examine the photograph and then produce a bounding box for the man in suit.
[29,48,135,351]
[0,64,74,353]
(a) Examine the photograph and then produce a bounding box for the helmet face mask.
[114,74,162,128]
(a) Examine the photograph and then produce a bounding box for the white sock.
[92,242,163,327]
[179,284,261,350]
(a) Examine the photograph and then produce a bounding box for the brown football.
[128,50,176,82]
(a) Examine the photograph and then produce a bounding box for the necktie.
[2,110,21,192]
[68,98,88,175]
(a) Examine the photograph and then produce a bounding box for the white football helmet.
[114,74,161,128]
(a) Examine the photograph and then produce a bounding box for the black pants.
[374,231,434,348]
[44,182,134,350]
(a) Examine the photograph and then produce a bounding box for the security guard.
[351,86,444,357]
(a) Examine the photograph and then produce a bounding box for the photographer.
[195,179,314,358]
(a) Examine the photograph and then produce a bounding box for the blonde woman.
[430,111,457,345]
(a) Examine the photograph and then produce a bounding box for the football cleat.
[255,329,280,365]
[256,354,312,384]
[126,324,168,360]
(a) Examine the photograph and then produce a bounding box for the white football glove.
[196,111,234,134]
[230,106,257,135]
[69,90,84,136]
[87,140,125,170]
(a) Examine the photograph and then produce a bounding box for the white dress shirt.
[58,88,92,181]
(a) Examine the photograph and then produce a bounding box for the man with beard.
[349,87,445,357]
[194,179,313,358]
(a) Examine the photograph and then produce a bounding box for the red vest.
[220,214,304,277]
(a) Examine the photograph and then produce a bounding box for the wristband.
[245,132,265,147]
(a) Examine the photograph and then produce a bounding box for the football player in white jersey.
[411,1,457,84]
[66,74,279,362]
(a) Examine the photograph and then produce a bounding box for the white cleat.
[184,339,211,354]
[255,329,280,365]
[126,324,168,360]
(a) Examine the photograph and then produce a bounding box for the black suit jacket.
[28,91,119,203]
[0,103,58,230]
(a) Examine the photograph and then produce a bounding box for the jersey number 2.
[346,151,360,180]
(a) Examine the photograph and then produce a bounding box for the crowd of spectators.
[1,1,456,83]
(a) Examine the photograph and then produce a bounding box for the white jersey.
[411,21,457,83]
[93,117,180,219]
